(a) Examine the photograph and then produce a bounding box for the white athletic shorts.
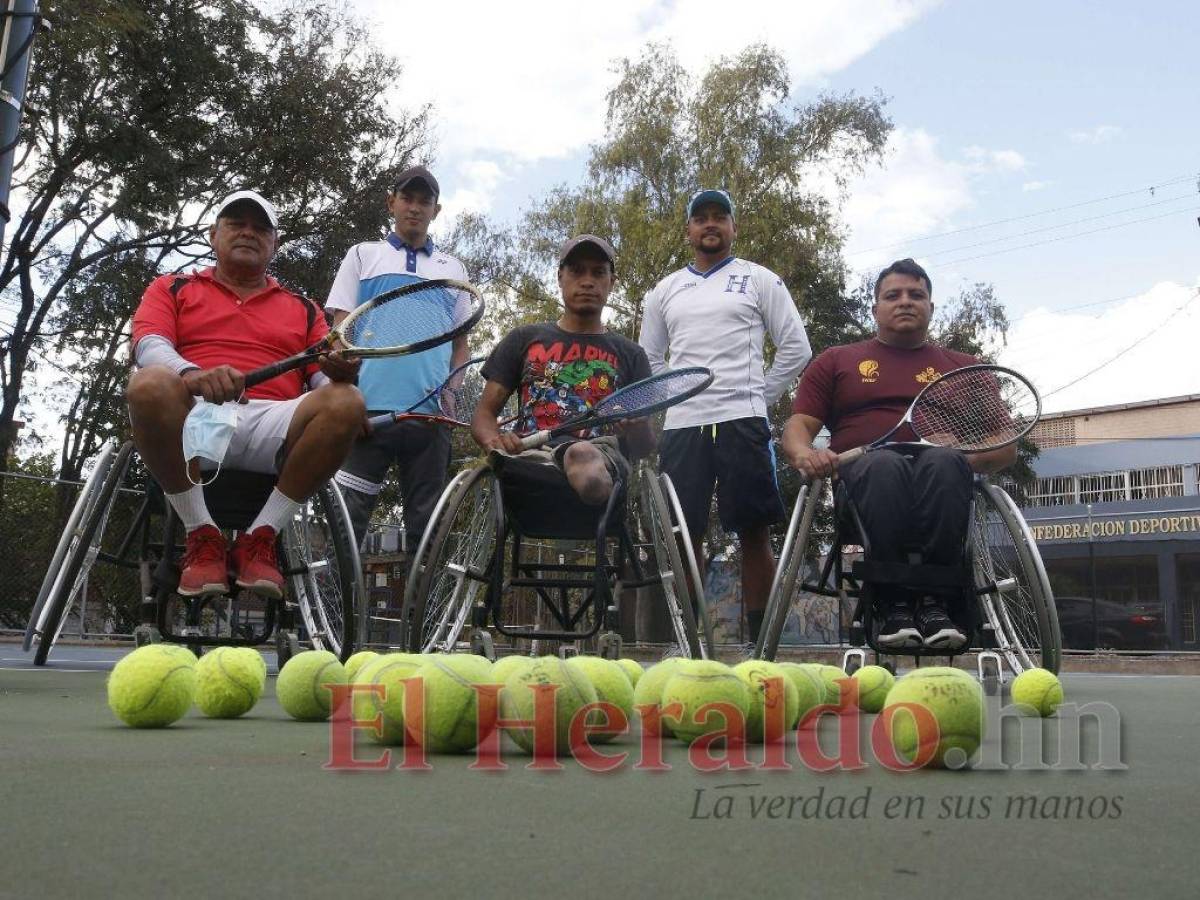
[198,396,307,475]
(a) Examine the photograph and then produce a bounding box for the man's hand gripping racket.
[491,367,714,461]
[240,278,485,390]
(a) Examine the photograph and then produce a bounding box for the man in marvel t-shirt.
[780,258,1017,650]
[472,234,655,506]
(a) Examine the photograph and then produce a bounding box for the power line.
[938,206,1200,267]
[919,192,1199,262]
[1041,289,1199,400]
[848,171,1200,256]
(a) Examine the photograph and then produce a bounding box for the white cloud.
[1067,125,1123,145]
[839,128,974,265]
[435,159,508,228]
[999,280,1200,414]
[353,0,942,213]
[964,145,1027,172]
[1022,179,1053,192]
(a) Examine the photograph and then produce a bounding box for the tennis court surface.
[2,646,1196,898]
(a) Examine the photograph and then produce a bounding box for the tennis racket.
[242,278,485,389]
[367,356,488,431]
[518,367,714,450]
[838,363,1040,464]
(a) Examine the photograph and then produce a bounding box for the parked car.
[1053,596,1169,650]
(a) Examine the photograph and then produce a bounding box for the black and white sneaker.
[915,598,967,650]
[877,602,922,649]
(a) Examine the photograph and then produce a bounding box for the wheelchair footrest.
[851,559,964,590]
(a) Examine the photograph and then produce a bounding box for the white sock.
[248,488,302,534]
[166,485,216,533]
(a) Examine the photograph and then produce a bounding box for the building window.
[1128,464,1185,500]
[1077,471,1128,504]
[1026,475,1076,507]
[1045,556,1167,650]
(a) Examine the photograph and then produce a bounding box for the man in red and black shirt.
[782,258,1016,650]
[128,191,365,598]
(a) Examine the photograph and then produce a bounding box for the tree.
[453,43,891,351]
[0,0,431,492]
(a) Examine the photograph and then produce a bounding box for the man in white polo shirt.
[326,165,470,549]
[639,189,812,645]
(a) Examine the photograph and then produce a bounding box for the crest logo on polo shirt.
[915,366,942,384]
[858,359,879,383]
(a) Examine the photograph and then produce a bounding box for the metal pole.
[1088,503,1099,652]
[0,1,41,245]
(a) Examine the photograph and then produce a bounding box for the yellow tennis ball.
[107,644,197,728]
[851,665,896,714]
[616,658,644,687]
[343,650,379,683]
[776,662,825,724]
[883,667,984,769]
[275,650,347,721]
[1011,667,1063,717]
[195,647,265,718]
[492,654,534,683]
[501,656,598,755]
[567,656,635,743]
[732,660,800,742]
[795,663,846,706]
[352,652,425,744]
[662,660,751,744]
[632,657,686,737]
[407,654,496,753]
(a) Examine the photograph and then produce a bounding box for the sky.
[352,0,1200,414]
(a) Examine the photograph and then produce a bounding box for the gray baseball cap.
[557,234,616,267]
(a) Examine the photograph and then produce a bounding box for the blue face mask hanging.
[182,399,239,485]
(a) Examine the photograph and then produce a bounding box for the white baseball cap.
[213,190,278,229]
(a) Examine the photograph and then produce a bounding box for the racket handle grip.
[837,446,866,465]
[243,358,301,389]
[520,430,551,450]
[367,412,394,430]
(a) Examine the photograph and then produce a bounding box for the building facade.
[1019,395,1200,651]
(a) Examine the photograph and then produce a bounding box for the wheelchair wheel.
[641,470,704,659]
[756,478,825,661]
[283,479,360,662]
[24,441,118,652]
[659,473,715,657]
[971,480,1062,674]
[30,441,134,665]
[402,466,499,653]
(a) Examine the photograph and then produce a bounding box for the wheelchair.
[755,473,1062,694]
[399,455,715,661]
[23,440,363,666]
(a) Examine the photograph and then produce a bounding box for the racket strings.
[439,365,487,423]
[592,369,712,418]
[911,371,1038,451]
[341,284,478,351]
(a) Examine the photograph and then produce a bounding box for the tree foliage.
[0,0,431,489]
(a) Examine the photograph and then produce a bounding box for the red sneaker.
[231,526,284,599]
[178,525,229,596]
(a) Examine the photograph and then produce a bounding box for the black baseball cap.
[557,234,616,268]
[686,188,735,220]
[391,165,440,199]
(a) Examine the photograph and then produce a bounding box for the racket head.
[584,366,714,427]
[434,356,487,424]
[909,364,1041,452]
[336,278,484,357]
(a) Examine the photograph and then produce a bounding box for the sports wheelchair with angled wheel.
[400,457,715,660]
[23,440,363,666]
[755,474,1061,694]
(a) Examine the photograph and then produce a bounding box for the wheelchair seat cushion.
[495,455,626,540]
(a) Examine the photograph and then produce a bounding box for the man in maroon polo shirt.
[781,258,1016,650]
[128,190,365,598]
